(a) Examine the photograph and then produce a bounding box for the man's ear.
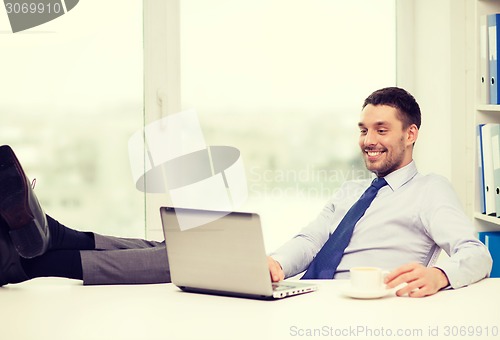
[406,124,419,146]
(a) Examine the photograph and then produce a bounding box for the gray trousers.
[80,234,171,285]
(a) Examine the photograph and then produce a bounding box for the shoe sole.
[0,146,48,258]
[0,226,29,286]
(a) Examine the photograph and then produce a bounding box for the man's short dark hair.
[362,87,421,129]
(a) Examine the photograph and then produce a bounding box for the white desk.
[1,278,499,340]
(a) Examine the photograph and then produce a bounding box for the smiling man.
[358,104,417,178]
[268,87,492,297]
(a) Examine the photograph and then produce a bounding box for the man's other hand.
[384,262,449,298]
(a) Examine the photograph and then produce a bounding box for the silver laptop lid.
[160,206,274,297]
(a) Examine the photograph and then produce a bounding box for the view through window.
[0,1,144,237]
[180,0,396,250]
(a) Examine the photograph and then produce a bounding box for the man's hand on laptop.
[268,256,285,282]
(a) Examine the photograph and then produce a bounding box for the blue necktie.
[301,177,388,279]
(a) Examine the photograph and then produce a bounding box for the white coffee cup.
[349,267,388,291]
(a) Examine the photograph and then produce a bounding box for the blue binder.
[478,124,486,214]
[488,14,500,104]
[491,124,500,216]
[478,231,494,243]
[480,124,497,215]
[487,233,500,278]
[478,231,500,278]
[481,15,490,104]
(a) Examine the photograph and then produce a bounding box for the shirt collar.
[380,160,418,191]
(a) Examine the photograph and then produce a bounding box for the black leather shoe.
[0,145,49,258]
[0,218,29,286]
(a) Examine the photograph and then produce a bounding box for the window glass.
[180,0,396,249]
[0,0,144,237]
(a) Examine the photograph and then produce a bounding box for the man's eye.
[378,129,387,134]
[360,130,367,135]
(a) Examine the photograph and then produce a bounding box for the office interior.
[2,1,500,340]
[0,0,484,252]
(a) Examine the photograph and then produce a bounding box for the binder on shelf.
[482,232,500,278]
[478,231,489,244]
[480,123,497,216]
[488,14,500,104]
[481,15,490,104]
[491,124,500,216]
[478,231,500,278]
[478,124,486,214]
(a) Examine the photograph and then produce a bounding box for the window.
[0,1,144,237]
[180,0,396,249]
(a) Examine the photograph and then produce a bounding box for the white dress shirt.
[270,161,492,288]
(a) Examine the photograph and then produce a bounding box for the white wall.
[398,0,470,210]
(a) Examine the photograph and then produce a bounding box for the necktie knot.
[371,177,387,190]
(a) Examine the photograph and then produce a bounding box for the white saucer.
[341,284,391,299]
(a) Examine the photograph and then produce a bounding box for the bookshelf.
[473,0,500,232]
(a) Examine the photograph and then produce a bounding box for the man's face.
[358,104,417,177]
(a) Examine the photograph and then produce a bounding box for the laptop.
[160,206,318,300]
